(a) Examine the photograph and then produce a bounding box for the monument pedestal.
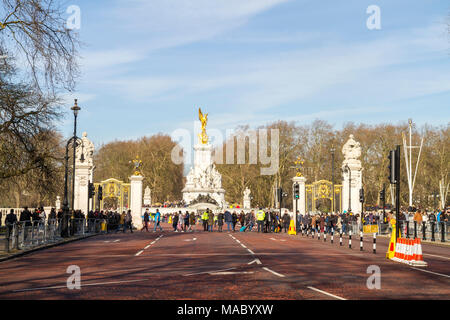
[182,143,226,209]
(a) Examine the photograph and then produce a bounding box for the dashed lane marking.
[135,250,144,256]
[307,286,347,300]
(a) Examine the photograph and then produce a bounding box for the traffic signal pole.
[395,145,401,242]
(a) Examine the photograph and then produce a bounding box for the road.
[0,223,449,300]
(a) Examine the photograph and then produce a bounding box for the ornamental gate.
[305,180,342,213]
[94,178,130,212]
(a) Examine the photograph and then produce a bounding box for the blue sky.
[60,0,450,147]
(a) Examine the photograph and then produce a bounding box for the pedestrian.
[282,210,290,233]
[248,211,255,231]
[208,210,214,232]
[173,213,179,232]
[202,210,209,231]
[256,208,265,233]
[5,209,17,237]
[217,211,224,232]
[124,210,133,233]
[154,209,163,232]
[231,211,238,232]
[141,210,150,232]
[188,211,196,232]
[224,210,232,232]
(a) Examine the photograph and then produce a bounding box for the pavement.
[0,223,448,300]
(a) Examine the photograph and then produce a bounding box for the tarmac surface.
[0,223,448,300]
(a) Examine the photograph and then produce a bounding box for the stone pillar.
[73,132,95,215]
[341,134,363,214]
[292,176,306,216]
[74,161,94,215]
[130,175,144,229]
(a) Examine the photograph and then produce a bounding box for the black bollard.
[340,233,343,246]
[431,222,435,242]
[373,232,376,254]
[414,221,417,239]
[360,231,363,251]
[422,221,426,241]
[331,230,334,244]
[406,221,410,239]
[441,222,445,243]
[349,230,352,249]
[324,229,327,242]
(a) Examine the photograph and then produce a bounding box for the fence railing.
[0,219,107,254]
[297,219,449,242]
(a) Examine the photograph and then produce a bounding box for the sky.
[60,0,450,148]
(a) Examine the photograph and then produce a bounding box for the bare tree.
[0,0,80,92]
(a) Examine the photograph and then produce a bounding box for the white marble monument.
[143,186,152,206]
[243,187,251,209]
[182,108,226,209]
[74,132,95,214]
[341,134,363,214]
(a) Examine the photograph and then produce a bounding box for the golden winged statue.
[198,108,208,145]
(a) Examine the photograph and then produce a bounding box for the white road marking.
[209,272,254,275]
[263,267,285,278]
[423,253,450,261]
[247,249,255,255]
[240,243,247,249]
[113,240,120,243]
[410,267,450,279]
[150,241,156,245]
[13,279,149,293]
[248,259,262,265]
[135,250,144,256]
[144,245,151,249]
[184,268,236,277]
[307,286,347,300]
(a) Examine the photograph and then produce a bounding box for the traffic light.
[359,188,365,203]
[388,150,397,184]
[294,183,300,199]
[97,186,103,201]
[379,189,385,203]
[88,182,95,199]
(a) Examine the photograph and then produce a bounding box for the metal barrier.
[1,218,105,254]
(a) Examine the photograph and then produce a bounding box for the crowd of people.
[1,205,448,238]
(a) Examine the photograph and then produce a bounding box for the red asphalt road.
[0,223,449,300]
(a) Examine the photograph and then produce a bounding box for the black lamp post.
[61,99,80,238]
[344,164,351,212]
[331,148,335,213]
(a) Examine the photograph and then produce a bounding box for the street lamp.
[343,164,351,212]
[61,99,81,238]
[331,148,335,213]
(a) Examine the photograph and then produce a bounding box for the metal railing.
[0,218,106,254]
